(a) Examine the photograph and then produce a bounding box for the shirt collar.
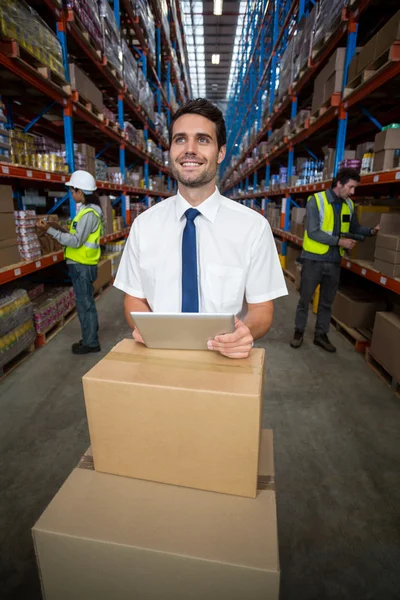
[175,187,221,223]
[328,188,341,203]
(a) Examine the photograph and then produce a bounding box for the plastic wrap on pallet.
[122,40,139,101]
[0,289,33,338]
[130,0,156,58]
[65,0,103,52]
[157,0,170,44]
[124,122,140,147]
[147,140,163,163]
[99,0,120,43]
[313,0,346,52]
[104,35,123,77]
[139,80,155,122]
[95,159,107,181]
[0,0,65,80]
[278,36,294,100]
[293,6,316,81]
[155,112,168,142]
[32,287,75,335]
[0,319,35,370]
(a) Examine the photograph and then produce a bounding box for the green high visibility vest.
[303,191,354,257]
[65,206,101,265]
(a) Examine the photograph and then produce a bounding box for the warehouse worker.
[290,167,380,353]
[37,170,102,355]
[114,98,287,359]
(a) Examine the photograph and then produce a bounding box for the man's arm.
[243,301,274,340]
[124,294,151,329]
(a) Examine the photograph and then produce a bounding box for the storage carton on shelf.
[332,288,386,330]
[32,430,279,600]
[370,312,400,380]
[83,338,266,498]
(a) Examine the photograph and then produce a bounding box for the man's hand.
[132,328,145,344]
[207,318,254,359]
[370,224,380,236]
[338,237,356,250]
[37,219,50,231]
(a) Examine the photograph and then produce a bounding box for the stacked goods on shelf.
[370,311,400,381]
[69,64,104,113]
[122,40,139,102]
[99,0,123,78]
[76,144,96,177]
[372,125,400,172]
[164,81,179,113]
[286,244,302,276]
[346,9,400,88]
[0,185,20,268]
[312,0,346,55]
[103,106,119,127]
[170,0,190,96]
[332,287,386,331]
[126,165,143,187]
[66,0,104,53]
[106,166,123,185]
[147,140,163,164]
[0,0,65,80]
[35,216,64,255]
[130,201,146,224]
[103,239,126,276]
[95,159,107,181]
[32,287,75,335]
[99,195,113,235]
[93,258,112,293]
[350,205,396,261]
[115,216,124,231]
[158,0,170,43]
[155,113,168,144]
[290,207,306,238]
[15,210,41,261]
[293,6,316,82]
[138,69,156,122]
[277,37,294,102]
[0,100,11,163]
[322,148,355,181]
[266,203,281,229]
[124,122,145,151]
[21,283,45,301]
[373,214,400,279]
[9,130,34,167]
[131,0,156,59]
[33,136,67,173]
[289,109,311,136]
[0,289,35,370]
[311,48,345,116]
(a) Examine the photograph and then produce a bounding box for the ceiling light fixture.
[211,54,220,65]
[213,0,223,16]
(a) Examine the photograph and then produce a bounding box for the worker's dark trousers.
[295,259,341,335]
[68,262,99,347]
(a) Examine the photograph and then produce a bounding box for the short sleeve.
[113,220,146,298]
[245,220,288,304]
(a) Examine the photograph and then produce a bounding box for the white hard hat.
[65,170,97,192]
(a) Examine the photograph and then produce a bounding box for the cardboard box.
[356,141,375,160]
[347,54,358,83]
[357,35,377,73]
[374,128,400,152]
[323,70,343,103]
[370,312,400,381]
[373,150,396,172]
[69,64,103,111]
[376,214,400,249]
[290,222,304,239]
[375,9,400,59]
[0,213,16,240]
[0,185,14,213]
[374,246,400,264]
[83,339,265,498]
[350,207,391,261]
[93,259,112,293]
[291,207,306,224]
[376,233,400,252]
[373,258,400,279]
[326,48,346,77]
[99,195,113,234]
[33,431,279,600]
[332,289,385,330]
[286,244,301,276]
[0,239,20,268]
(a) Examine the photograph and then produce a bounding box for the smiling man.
[114,98,287,358]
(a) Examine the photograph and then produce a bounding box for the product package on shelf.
[155,112,168,143]
[99,0,123,78]
[277,37,294,101]
[66,0,103,52]
[131,0,156,59]
[137,70,155,122]
[0,0,65,80]
[293,6,316,82]
[147,140,163,164]
[124,122,141,148]
[69,63,104,112]
[106,167,124,185]
[32,287,76,335]
[126,166,144,188]
[104,239,126,255]
[14,210,41,261]
[0,101,11,162]
[313,0,346,54]
[0,289,35,369]
[122,40,139,101]
[95,159,107,181]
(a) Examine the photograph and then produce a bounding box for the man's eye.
[199,137,209,143]
[175,137,185,143]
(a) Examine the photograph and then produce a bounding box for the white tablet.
[130,312,235,350]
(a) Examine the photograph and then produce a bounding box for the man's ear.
[217,144,226,164]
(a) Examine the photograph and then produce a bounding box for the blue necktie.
[182,208,200,313]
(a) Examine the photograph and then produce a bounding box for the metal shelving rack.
[0,0,188,282]
[222,0,400,295]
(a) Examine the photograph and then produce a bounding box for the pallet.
[0,39,69,93]
[331,316,371,353]
[71,90,104,121]
[67,10,103,59]
[365,348,400,397]
[104,117,121,133]
[311,92,341,119]
[35,307,77,348]
[343,42,400,99]
[0,343,35,379]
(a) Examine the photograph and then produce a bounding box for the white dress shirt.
[114,188,287,314]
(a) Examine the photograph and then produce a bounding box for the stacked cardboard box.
[0,185,20,268]
[76,143,96,177]
[370,311,400,381]
[99,195,113,235]
[312,0,346,53]
[372,127,400,172]
[311,48,345,115]
[286,244,302,276]
[69,64,104,112]
[350,205,394,261]
[33,340,280,598]
[290,207,306,239]
[373,213,400,279]
[332,288,386,331]
[266,203,281,229]
[293,6,316,82]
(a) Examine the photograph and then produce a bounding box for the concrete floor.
[1,282,399,599]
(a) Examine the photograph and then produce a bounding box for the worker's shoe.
[313,333,336,353]
[72,341,101,355]
[290,329,304,348]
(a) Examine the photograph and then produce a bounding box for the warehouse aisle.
[1,283,399,600]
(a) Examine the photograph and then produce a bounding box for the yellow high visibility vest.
[303,191,354,257]
[65,206,101,265]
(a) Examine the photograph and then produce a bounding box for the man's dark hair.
[168,98,227,149]
[332,167,361,187]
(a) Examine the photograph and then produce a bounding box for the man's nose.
[185,139,197,154]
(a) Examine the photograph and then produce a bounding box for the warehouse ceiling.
[180,0,245,108]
